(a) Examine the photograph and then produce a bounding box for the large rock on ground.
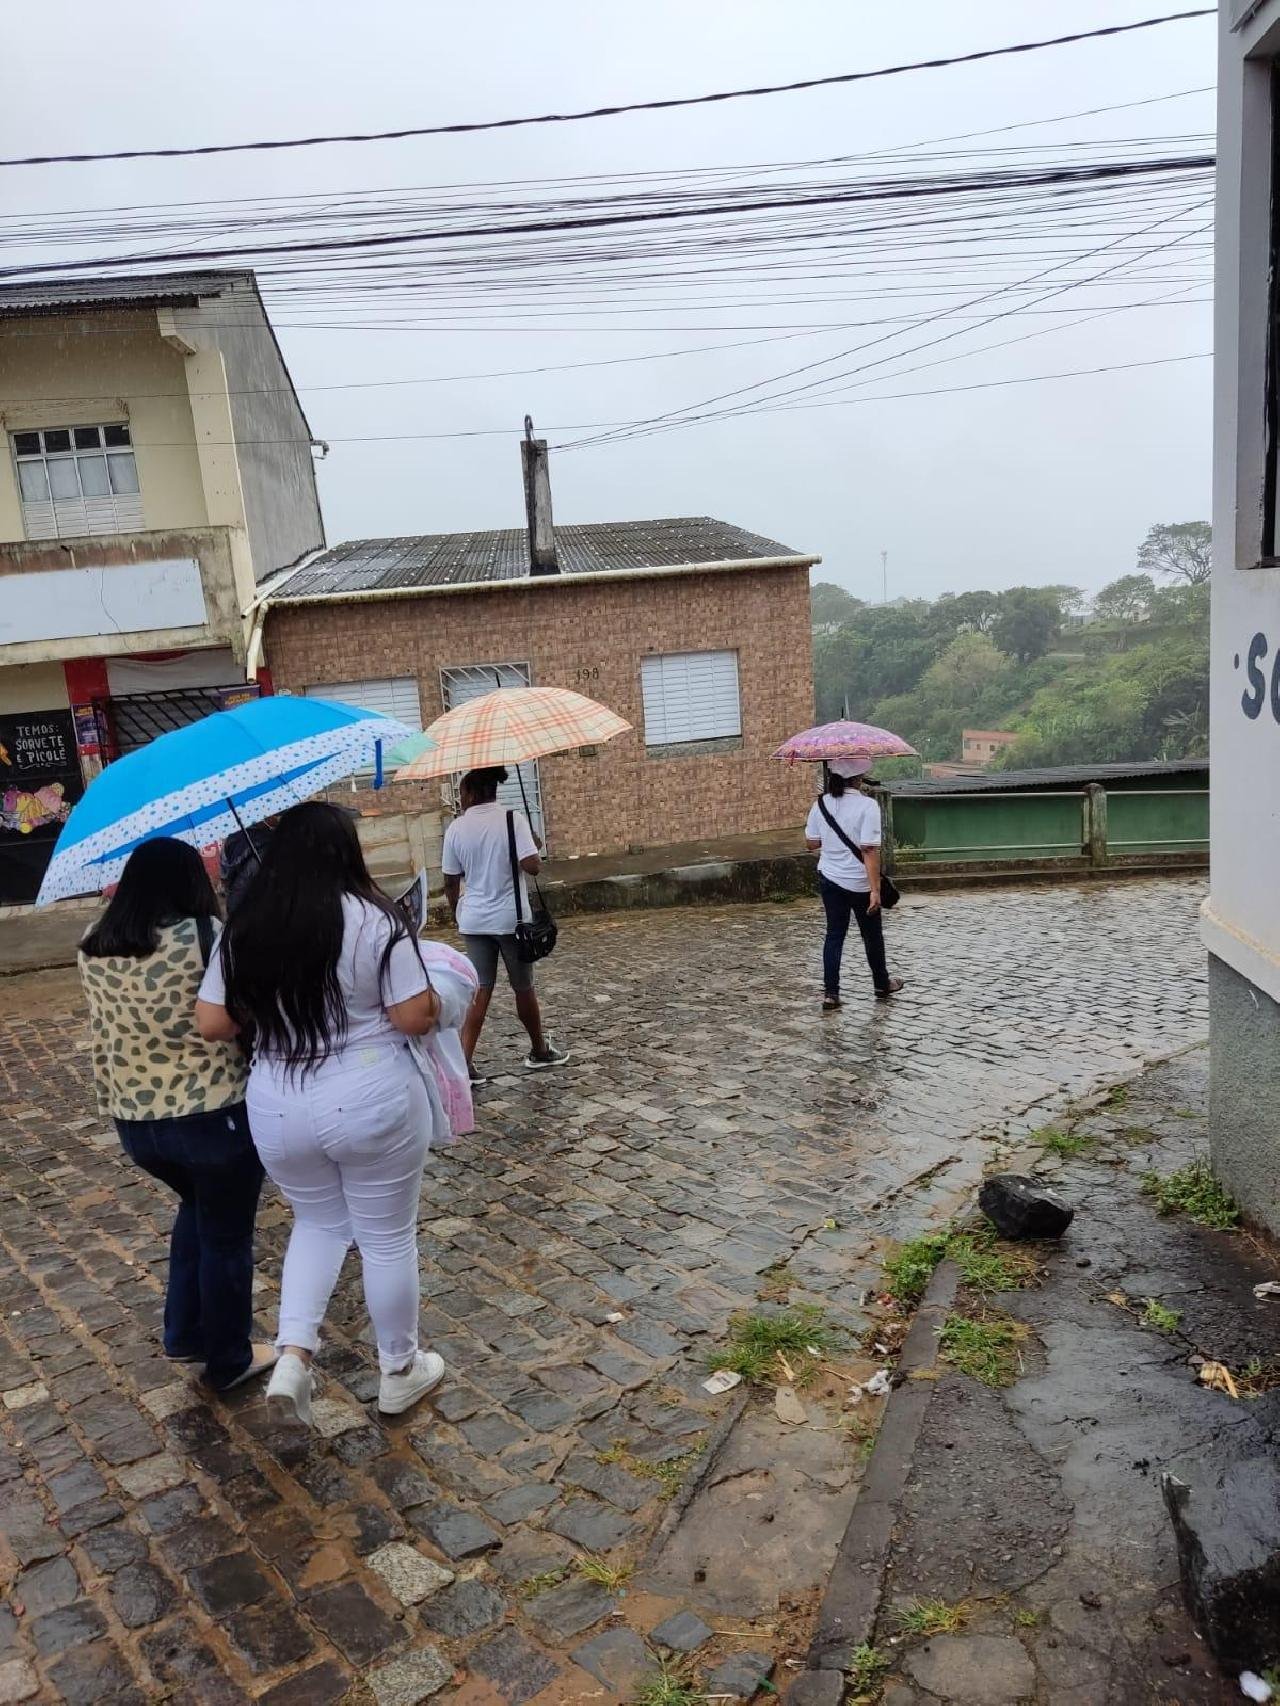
[978,1174,1074,1240]
[1163,1456,1280,1673]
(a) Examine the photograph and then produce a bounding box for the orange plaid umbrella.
[394,686,631,779]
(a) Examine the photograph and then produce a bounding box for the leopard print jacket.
[78,919,248,1122]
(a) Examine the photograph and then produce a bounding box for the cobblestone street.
[0,879,1208,1704]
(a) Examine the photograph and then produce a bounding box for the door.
[439,663,544,843]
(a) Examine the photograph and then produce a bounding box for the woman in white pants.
[197,801,444,1425]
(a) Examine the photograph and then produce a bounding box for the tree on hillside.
[1137,520,1211,585]
[922,631,1010,703]
[993,587,1062,663]
[931,589,1002,636]
[1094,574,1157,625]
[810,581,864,632]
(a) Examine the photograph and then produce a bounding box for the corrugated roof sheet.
[0,270,255,316]
[885,759,1207,796]
[273,517,811,600]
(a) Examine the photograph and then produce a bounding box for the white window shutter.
[641,650,741,745]
[306,678,423,728]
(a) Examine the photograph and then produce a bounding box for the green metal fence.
[886,786,1207,871]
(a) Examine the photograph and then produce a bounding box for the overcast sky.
[5,1,1215,603]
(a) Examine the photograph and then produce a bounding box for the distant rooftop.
[885,759,1207,796]
[271,518,814,601]
[0,270,256,317]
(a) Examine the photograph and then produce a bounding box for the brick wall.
[265,564,815,859]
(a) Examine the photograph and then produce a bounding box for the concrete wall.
[173,278,324,579]
[0,528,246,665]
[264,563,815,859]
[0,662,68,714]
[0,313,208,541]
[1206,2,1280,1230]
[1209,953,1280,1236]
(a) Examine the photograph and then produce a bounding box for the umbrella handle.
[225,797,264,867]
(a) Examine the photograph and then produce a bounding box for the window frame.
[303,677,423,777]
[11,422,142,539]
[640,647,742,751]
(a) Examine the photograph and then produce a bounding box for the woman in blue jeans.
[804,759,905,1009]
[78,839,274,1392]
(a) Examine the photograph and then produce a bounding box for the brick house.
[256,517,818,874]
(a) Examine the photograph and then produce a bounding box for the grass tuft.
[939,1313,1025,1388]
[516,1567,567,1598]
[1037,1127,1093,1159]
[574,1553,633,1591]
[1140,1297,1183,1334]
[846,1643,891,1697]
[632,1659,699,1706]
[883,1222,1036,1307]
[707,1304,837,1385]
[895,1596,972,1637]
[1141,1160,1240,1230]
[1013,1606,1042,1629]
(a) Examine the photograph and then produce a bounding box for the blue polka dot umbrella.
[36,695,424,906]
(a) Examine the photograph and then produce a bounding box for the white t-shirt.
[198,894,431,1062]
[441,802,538,936]
[805,790,882,894]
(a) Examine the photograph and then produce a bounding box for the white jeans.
[247,1043,431,1374]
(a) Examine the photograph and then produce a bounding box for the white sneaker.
[378,1351,446,1416]
[265,1352,314,1426]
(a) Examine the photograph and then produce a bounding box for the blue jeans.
[819,875,891,996]
[116,1103,264,1390]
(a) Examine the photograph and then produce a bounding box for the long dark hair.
[220,801,418,1074]
[82,838,219,958]
[825,769,848,799]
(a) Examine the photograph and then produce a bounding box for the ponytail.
[825,769,848,799]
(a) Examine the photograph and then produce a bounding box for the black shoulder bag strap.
[506,809,526,925]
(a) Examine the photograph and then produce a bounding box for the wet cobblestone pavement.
[0,880,1207,1703]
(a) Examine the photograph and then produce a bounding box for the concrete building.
[258,516,818,874]
[0,270,323,902]
[960,728,1018,767]
[1207,4,1280,1234]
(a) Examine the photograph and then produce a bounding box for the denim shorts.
[463,933,534,993]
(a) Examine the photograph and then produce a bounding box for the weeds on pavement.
[939,1313,1025,1388]
[574,1554,633,1591]
[1140,1297,1183,1334]
[895,1596,972,1637]
[707,1304,836,1385]
[632,1658,700,1706]
[883,1222,1036,1306]
[516,1567,567,1597]
[1014,1606,1042,1628]
[1036,1127,1093,1159]
[846,1643,890,1697]
[1141,1160,1240,1229]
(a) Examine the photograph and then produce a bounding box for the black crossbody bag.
[817,796,900,909]
[507,810,558,963]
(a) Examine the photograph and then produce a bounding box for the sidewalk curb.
[806,1258,959,1674]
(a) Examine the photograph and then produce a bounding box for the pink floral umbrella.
[773,719,918,763]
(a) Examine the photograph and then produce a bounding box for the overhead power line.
[0,10,1215,169]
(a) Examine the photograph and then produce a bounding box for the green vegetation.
[1140,1298,1183,1334]
[895,1597,972,1637]
[939,1314,1025,1387]
[1037,1126,1093,1159]
[707,1304,837,1385]
[1141,1160,1241,1229]
[598,1437,707,1499]
[574,1554,633,1591]
[632,1661,700,1706]
[1013,1607,1042,1629]
[882,1222,1036,1306]
[846,1644,891,1697]
[812,524,1208,769]
[516,1567,568,1598]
